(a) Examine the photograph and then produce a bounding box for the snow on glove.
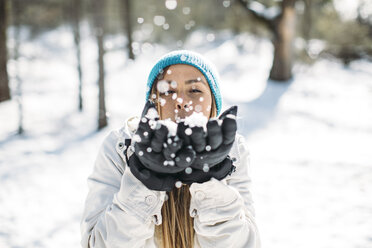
[189,105,238,171]
[132,100,197,174]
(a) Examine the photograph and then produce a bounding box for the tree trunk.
[302,0,312,41]
[93,0,107,129]
[0,0,10,102]
[72,0,83,111]
[12,0,23,134]
[121,0,134,60]
[269,0,296,81]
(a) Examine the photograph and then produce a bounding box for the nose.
[175,92,190,110]
[177,102,189,110]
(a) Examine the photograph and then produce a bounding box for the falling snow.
[165,0,177,10]
[195,104,202,112]
[175,181,182,188]
[1,27,371,248]
[170,80,177,89]
[157,80,170,93]
[185,128,192,136]
[153,16,166,26]
[160,98,166,106]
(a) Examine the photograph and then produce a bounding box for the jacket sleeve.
[80,130,166,248]
[189,134,261,248]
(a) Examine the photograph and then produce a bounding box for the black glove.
[132,100,197,174]
[173,106,238,184]
[127,102,238,191]
[187,105,238,171]
[128,153,178,192]
[177,156,236,184]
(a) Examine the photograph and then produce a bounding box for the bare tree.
[357,0,372,37]
[357,0,372,61]
[12,0,23,134]
[236,0,297,81]
[92,0,107,129]
[302,0,312,41]
[0,0,11,102]
[120,0,134,60]
[71,0,84,111]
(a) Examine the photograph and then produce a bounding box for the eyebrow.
[163,78,207,85]
[185,78,207,85]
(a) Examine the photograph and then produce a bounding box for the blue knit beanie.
[145,50,222,115]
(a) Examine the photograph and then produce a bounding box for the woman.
[80,50,261,248]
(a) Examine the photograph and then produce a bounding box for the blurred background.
[0,0,371,247]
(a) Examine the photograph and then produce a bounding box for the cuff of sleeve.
[115,167,166,225]
[189,178,242,220]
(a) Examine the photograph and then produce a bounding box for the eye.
[159,90,176,96]
[190,89,202,93]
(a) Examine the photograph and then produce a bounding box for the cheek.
[202,98,213,114]
[159,98,177,117]
[193,95,212,114]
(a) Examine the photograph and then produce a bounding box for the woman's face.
[156,64,213,121]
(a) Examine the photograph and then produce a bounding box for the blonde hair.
[150,67,217,248]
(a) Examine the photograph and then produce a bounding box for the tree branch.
[235,0,279,31]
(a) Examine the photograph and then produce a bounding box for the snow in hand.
[183,111,208,129]
[157,119,177,136]
[146,111,208,137]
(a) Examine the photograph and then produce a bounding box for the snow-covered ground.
[1,26,372,248]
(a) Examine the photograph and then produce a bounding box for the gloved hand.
[127,102,238,191]
[128,153,178,192]
[131,100,197,174]
[184,105,238,171]
[177,156,236,184]
[128,153,235,191]
[172,106,238,184]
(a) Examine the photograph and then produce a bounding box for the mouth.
[174,110,194,122]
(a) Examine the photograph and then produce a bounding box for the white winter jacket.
[80,116,261,248]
